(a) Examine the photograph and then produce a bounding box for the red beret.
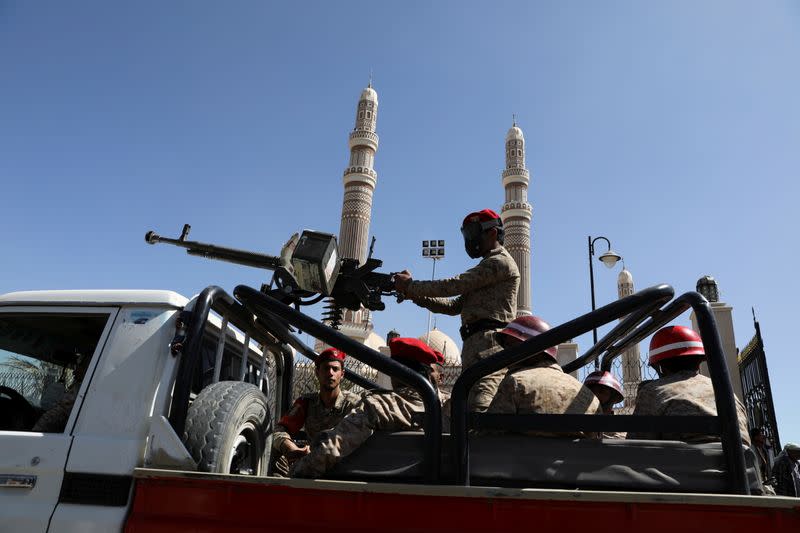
[317,348,346,365]
[388,337,439,366]
[463,209,501,226]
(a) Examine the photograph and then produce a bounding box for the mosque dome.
[618,269,634,285]
[362,330,387,351]
[360,86,378,102]
[505,125,524,141]
[418,329,461,365]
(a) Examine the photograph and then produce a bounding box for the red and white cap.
[648,325,705,366]
[583,370,624,404]
[498,316,557,359]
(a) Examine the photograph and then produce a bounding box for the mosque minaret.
[339,82,379,265]
[325,82,386,349]
[617,268,642,411]
[500,119,533,316]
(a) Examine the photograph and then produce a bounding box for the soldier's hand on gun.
[394,270,413,294]
[284,441,311,464]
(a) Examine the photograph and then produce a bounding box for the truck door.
[0,307,117,533]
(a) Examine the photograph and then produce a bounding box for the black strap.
[459,319,507,341]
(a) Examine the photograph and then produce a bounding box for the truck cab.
[0,289,269,532]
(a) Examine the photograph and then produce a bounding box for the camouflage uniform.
[627,371,751,446]
[272,390,361,476]
[486,357,602,438]
[771,449,800,497]
[404,246,519,411]
[291,386,445,479]
[32,390,77,433]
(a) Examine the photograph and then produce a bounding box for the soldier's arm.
[272,397,309,453]
[734,397,752,447]
[291,404,375,479]
[409,295,463,315]
[404,255,515,298]
[32,391,77,433]
[486,375,518,414]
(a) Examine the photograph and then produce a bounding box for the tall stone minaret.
[618,268,642,411]
[500,119,533,316]
[338,83,379,265]
[334,83,380,336]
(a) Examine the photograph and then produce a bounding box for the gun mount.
[145,224,400,328]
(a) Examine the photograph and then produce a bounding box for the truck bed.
[126,468,800,533]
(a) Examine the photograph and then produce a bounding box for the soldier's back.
[629,371,750,445]
[487,358,601,437]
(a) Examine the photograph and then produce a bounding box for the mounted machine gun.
[145,224,401,327]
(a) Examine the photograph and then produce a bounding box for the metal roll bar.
[450,285,749,494]
[233,284,443,483]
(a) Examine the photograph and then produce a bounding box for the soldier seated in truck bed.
[629,325,751,446]
[271,348,361,476]
[291,337,446,479]
[486,316,601,438]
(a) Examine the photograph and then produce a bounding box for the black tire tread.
[183,381,270,473]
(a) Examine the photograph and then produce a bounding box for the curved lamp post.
[588,236,623,368]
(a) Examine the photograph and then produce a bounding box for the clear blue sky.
[2,2,798,442]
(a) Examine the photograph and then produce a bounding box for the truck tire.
[183,381,272,476]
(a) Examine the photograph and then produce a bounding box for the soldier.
[395,209,519,411]
[33,351,92,433]
[271,348,361,476]
[486,316,602,438]
[584,370,626,438]
[291,337,445,479]
[771,443,800,497]
[627,325,751,446]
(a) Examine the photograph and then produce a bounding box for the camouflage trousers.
[462,330,506,412]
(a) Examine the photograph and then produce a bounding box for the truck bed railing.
[450,285,749,494]
[233,284,443,483]
[170,286,380,438]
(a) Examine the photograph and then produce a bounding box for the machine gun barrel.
[145,225,282,271]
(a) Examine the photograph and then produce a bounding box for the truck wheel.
[183,381,272,476]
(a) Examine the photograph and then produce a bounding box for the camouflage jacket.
[404,245,519,326]
[486,357,602,438]
[627,371,751,446]
[291,386,444,479]
[771,450,800,497]
[272,390,361,453]
[404,246,519,411]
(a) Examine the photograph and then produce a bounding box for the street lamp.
[422,240,445,341]
[588,236,623,368]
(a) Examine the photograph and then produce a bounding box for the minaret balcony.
[343,169,378,188]
[502,167,530,179]
[501,202,532,220]
[349,130,379,151]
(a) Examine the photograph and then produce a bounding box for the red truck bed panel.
[126,470,800,532]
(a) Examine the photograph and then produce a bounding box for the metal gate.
[738,309,781,453]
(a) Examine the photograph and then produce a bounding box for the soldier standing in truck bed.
[271,348,361,476]
[394,209,519,412]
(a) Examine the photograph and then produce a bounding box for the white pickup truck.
[0,284,798,533]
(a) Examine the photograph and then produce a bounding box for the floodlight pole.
[422,240,445,344]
